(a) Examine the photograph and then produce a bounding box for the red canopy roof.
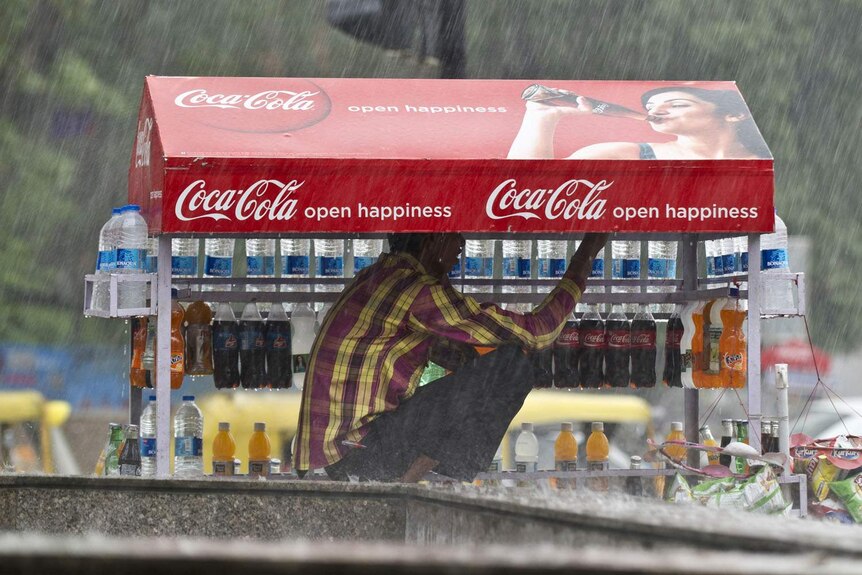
[129,76,773,235]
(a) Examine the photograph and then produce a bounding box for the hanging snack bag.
[829,472,862,524]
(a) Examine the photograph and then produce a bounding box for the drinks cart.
[85,77,804,496]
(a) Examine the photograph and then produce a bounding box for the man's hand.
[563,233,609,287]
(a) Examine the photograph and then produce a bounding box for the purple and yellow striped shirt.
[295,252,582,470]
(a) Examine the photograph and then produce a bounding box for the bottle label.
[706,257,716,277]
[283,255,310,275]
[607,329,630,348]
[665,328,683,348]
[248,460,270,476]
[170,352,184,373]
[116,248,146,271]
[722,254,736,275]
[588,460,609,472]
[97,249,116,271]
[740,252,749,272]
[212,460,235,476]
[214,330,238,351]
[246,255,274,276]
[175,436,203,457]
[723,352,745,372]
[205,255,233,277]
[354,256,376,272]
[503,257,531,278]
[580,329,606,349]
[556,460,578,472]
[146,255,158,274]
[266,329,290,350]
[537,258,566,279]
[707,327,722,373]
[761,248,789,271]
[447,260,461,278]
[630,330,656,349]
[590,259,604,278]
[172,255,197,276]
[612,258,640,279]
[487,460,501,472]
[140,437,157,457]
[647,258,676,279]
[464,256,493,277]
[317,256,344,277]
[239,326,265,350]
[556,325,579,348]
[515,462,537,473]
[119,463,141,477]
[292,353,310,374]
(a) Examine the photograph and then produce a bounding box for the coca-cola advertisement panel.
[134,76,774,234]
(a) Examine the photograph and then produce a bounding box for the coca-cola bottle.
[212,303,240,389]
[630,304,657,388]
[578,305,605,389]
[265,303,292,389]
[532,349,554,388]
[605,304,630,388]
[239,302,267,389]
[662,304,684,387]
[553,314,580,388]
[521,84,648,121]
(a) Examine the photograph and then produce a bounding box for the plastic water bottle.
[719,237,736,278]
[279,238,310,309]
[735,236,749,274]
[502,239,532,312]
[139,394,157,477]
[92,208,123,311]
[647,240,677,314]
[290,303,316,390]
[171,238,199,279]
[704,240,718,279]
[203,238,235,292]
[145,237,158,274]
[514,422,539,473]
[352,239,384,274]
[246,238,275,294]
[611,239,640,314]
[580,241,604,313]
[116,204,148,309]
[761,209,794,313]
[464,239,495,294]
[314,239,344,307]
[173,395,203,478]
[536,239,567,293]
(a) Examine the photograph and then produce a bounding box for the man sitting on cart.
[295,232,607,482]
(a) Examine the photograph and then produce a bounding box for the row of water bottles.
[137,394,204,478]
[93,204,149,311]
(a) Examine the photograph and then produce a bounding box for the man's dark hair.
[387,233,430,255]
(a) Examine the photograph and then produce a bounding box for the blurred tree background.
[1,0,860,352]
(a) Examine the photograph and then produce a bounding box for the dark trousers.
[325,345,536,482]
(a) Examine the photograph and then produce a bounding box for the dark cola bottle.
[605,304,631,388]
[553,314,580,388]
[630,304,657,388]
[521,84,648,121]
[265,303,292,389]
[662,304,684,387]
[531,348,554,388]
[578,305,605,389]
[212,303,240,389]
[239,302,267,389]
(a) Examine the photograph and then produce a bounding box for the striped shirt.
[295,251,582,470]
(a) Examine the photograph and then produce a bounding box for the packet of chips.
[808,455,848,501]
[664,473,693,503]
[829,472,862,523]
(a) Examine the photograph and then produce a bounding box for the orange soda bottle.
[586,421,609,492]
[212,421,236,476]
[719,288,747,388]
[170,293,185,389]
[184,300,214,376]
[130,316,148,388]
[248,422,272,477]
[554,422,578,489]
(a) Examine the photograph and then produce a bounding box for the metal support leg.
[156,235,173,478]
[682,234,699,468]
[747,233,762,452]
[775,363,790,478]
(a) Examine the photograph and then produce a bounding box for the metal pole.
[682,234,699,468]
[775,363,790,477]
[747,233,762,452]
[156,235,172,478]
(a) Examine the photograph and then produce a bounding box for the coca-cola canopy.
[129,76,774,235]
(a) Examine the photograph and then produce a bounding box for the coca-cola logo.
[175,89,319,111]
[175,179,301,222]
[607,331,630,347]
[581,330,605,347]
[557,329,580,347]
[486,178,609,221]
[630,332,656,349]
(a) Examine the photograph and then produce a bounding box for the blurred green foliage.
[0,0,859,351]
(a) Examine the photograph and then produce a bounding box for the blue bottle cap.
[182,395,195,401]
[148,395,156,401]
[127,204,142,211]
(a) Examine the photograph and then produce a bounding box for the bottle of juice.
[719,287,747,388]
[212,421,236,476]
[554,422,578,489]
[586,421,609,492]
[248,422,272,477]
[170,290,185,389]
[664,421,687,463]
[699,424,720,467]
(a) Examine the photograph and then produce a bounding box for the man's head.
[388,233,465,278]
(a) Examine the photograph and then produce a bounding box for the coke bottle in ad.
[239,302,267,389]
[265,303,292,389]
[605,304,630,388]
[212,303,240,389]
[521,84,648,121]
[579,305,605,389]
[662,305,684,387]
[553,314,580,388]
[630,304,657,388]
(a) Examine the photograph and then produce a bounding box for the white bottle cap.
[218,422,230,432]
[561,422,573,432]
[671,421,683,432]
[521,422,533,432]
[254,422,266,432]
[591,422,604,432]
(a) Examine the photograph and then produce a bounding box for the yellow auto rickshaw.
[0,390,72,474]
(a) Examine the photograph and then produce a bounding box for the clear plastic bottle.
[314,239,345,307]
[93,207,123,311]
[611,239,640,314]
[624,455,644,496]
[203,238,235,292]
[239,302,267,389]
[139,395,157,477]
[116,205,148,309]
[279,238,310,308]
[704,240,719,279]
[536,239,567,293]
[212,303,240,389]
[502,239,532,312]
[173,395,203,478]
[246,238,276,294]
[464,239,495,294]
[719,237,736,278]
[514,422,539,473]
[761,209,794,313]
[266,303,292,389]
[735,236,749,275]
[290,303,316,390]
[352,238,384,274]
[171,238,199,278]
[145,236,158,274]
[118,424,142,477]
[580,241,604,313]
[647,240,677,314]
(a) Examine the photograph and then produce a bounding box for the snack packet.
[829,472,862,524]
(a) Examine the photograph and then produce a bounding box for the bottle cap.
[254,422,266,432]
[111,208,122,215]
[218,422,230,432]
[148,395,156,402]
[182,395,195,401]
[671,421,683,432]
[521,422,533,432]
[721,418,733,424]
[127,204,141,211]
[591,422,604,432]
[560,422,573,432]
[629,455,642,469]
